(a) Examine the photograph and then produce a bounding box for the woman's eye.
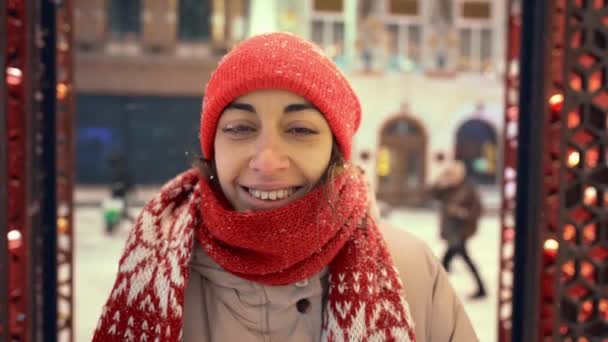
[221,124,256,135]
[287,127,318,135]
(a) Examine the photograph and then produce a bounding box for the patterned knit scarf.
[93,168,416,341]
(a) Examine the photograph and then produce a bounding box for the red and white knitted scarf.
[93,168,416,341]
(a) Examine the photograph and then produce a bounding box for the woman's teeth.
[248,187,296,201]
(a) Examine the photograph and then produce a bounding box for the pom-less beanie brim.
[200,32,361,161]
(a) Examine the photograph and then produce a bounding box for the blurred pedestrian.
[103,152,134,233]
[429,159,487,300]
[107,152,133,200]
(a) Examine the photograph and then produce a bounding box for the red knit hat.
[200,32,361,160]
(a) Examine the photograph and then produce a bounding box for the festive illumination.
[549,93,564,111]
[56,82,69,100]
[7,229,22,241]
[543,238,559,259]
[7,230,23,250]
[56,2,75,339]
[57,217,69,234]
[599,299,608,320]
[583,223,597,244]
[562,261,575,281]
[498,2,521,339]
[567,150,580,167]
[563,224,576,242]
[504,227,515,241]
[567,110,580,128]
[583,186,597,205]
[585,148,599,168]
[6,66,23,86]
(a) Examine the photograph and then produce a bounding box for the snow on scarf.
[92,167,416,341]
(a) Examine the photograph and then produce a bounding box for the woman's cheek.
[289,146,332,180]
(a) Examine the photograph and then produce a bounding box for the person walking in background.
[107,152,133,202]
[102,152,135,233]
[429,159,487,300]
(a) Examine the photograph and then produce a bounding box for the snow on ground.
[385,208,500,342]
[75,204,500,341]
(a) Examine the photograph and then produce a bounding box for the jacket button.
[296,298,311,314]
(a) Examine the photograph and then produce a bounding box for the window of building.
[481,28,493,71]
[459,28,472,70]
[408,25,422,61]
[462,1,491,19]
[311,0,345,62]
[178,0,212,42]
[383,0,423,72]
[313,0,343,12]
[388,0,419,16]
[107,0,141,40]
[311,20,344,59]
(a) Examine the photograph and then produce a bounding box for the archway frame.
[376,112,429,206]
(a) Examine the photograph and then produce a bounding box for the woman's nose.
[249,137,290,174]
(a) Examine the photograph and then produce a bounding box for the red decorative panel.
[539,1,567,339]
[5,0,29,340]
[497,1,521,341]
[554,0,608,340]
[56,1,74,340]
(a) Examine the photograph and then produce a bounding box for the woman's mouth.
[241,186,302,201]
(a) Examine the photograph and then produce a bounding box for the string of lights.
[497,0,520,340]
[56,0,75,340]
[4,0,31,339]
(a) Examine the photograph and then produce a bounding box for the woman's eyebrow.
[284,103,318,113]
[226,102,256,113]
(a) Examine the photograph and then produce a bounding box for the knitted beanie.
[200,32,361,160]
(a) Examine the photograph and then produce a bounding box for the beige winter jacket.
[182,224,479,341]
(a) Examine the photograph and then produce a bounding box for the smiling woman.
[92,32,478,342]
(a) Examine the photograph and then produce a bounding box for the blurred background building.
[73,0,505,207]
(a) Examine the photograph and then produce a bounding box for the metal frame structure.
[40,0,58,340]
[3,0,62,340]
[507,0,608,340]
[56,0,75,340]
[1,0,8,340]
[511,0,551,339]
[554,0,608,339]
[497,0,520,340]
[5,0,34,339]
[538,0,566,339]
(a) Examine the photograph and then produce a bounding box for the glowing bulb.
[6,67,23,86]
[8,230,21,241]
[8,229,22,250]
[549,94,564,112]
[563,224,576,241]
[584,186,597,205]
[567,151,580,167]
[56,83,69,100]
[544,238,559,251]
[567,111,580,128]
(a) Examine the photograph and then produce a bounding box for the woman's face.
[214,89,334,211]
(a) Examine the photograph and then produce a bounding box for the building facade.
[73,0,248,184]
[74,0,505,206]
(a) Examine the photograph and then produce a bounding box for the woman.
[93,32,477,341]
[429,160,487,300]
